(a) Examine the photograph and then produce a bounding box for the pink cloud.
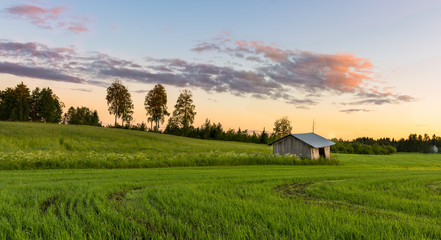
[317,54,373,92]
[67,24,88,33]
[5,4,89,34]
[6,4,65,28]
[235,40,248,47]
[248,40,290,62]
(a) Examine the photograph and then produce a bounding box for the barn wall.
[311,148,319,160]
[324,146,331,159]
[273,136,311,159]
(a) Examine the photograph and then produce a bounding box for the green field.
[1,122,441,239]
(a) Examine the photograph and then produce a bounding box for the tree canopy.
[168,90,196,134]
[0,83,63,123]
[63,106,100,126]
[144,84,169,131]
[106,79,133,126]
[273,116,292,138]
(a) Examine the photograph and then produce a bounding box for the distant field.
[1,122,441,239]
[0,122,336,169]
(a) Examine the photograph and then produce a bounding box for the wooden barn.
[269,132,335,160]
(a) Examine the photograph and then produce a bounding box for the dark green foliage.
[170,89,196,135]
[0,83,31,121]
[333,133,441,154]
[260,128,269,144]
[395,134,441,153]
[273,116,292,138]
[12,83,31,121]
[130,122,147,131]
[0,83,63,123]
[35,88,64,123]
[332,141,396,155]
[63,106,101,126]
[165,118,278,145]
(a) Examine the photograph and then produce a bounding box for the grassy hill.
[0,122,336,169]
[0,122,268,153]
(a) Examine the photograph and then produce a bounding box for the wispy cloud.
[133,89,150,94]
[69,88,92,92]
[4,4,90,34]
[340,108,372,114]
[0,37,414,110]
[0,61,84,83]
[345,91,415,105]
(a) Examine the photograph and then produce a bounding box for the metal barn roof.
[270,132,335,148]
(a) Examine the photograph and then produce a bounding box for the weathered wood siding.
[311,148,319,160]
[273,136,311,159]
[324,146,331,159]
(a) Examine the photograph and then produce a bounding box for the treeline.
[62,107,101,126]
[0,83,101,125]
[331,141,397,155]
[332,133,441,154]
[0,83,63,122]
[164,118,279,144]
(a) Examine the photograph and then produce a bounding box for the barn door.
[319,148,325,158]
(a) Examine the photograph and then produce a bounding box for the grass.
[1,122,441,239]
[0,122,337,169]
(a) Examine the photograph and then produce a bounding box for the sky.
[1,0,441,140]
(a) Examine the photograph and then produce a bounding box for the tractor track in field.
[108,186,146,202]
[40,195,59,214]
[274,180,402,221]
[426,181,441,195]
[274,182,317,200]
[107,186,185,238]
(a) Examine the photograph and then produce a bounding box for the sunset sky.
[1,0,441,139]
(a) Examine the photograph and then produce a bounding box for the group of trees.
[331,141,397,155]
[62,107,100,126]
[394,134,441,153]
[332,133,441,154]
[0,82,101,126]
[164,117,287,145]
[0,83,63,122]
[105,80,197,135]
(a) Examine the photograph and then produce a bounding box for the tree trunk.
[114,106,118,127]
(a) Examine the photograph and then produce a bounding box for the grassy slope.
[0,121,268,153]
[0,122,333,169]
[0,122,441,239]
